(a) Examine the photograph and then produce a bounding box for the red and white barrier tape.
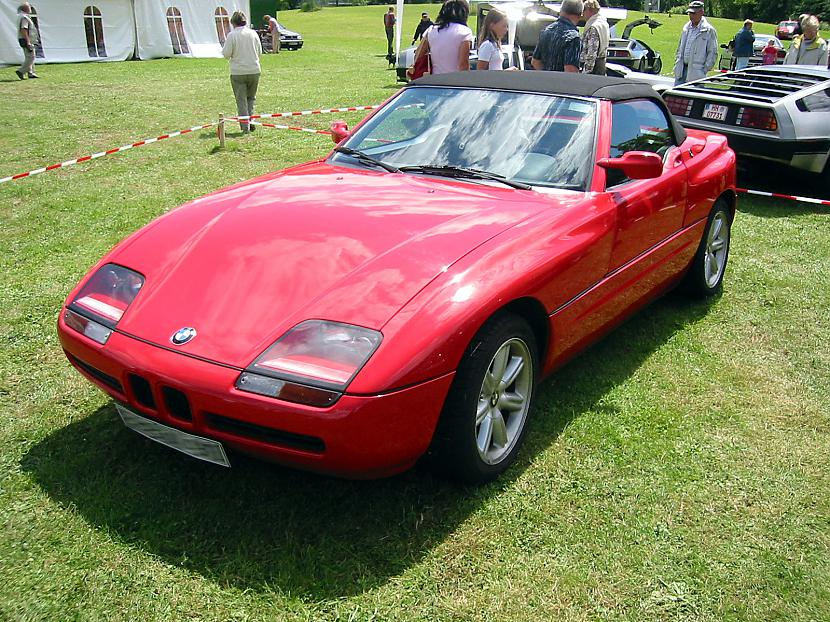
[231,105,380,122]
[0,122,215,184]
[736,187,830,207]
[250,121,332,135]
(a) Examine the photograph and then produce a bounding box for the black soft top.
[412,71,687,143]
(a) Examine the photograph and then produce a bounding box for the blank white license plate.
[117,404,230,467]
[702,103,729,121]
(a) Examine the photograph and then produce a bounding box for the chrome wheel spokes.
[475,338,533,465]
[704,212,730,288]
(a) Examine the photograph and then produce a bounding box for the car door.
[605,99,688,274]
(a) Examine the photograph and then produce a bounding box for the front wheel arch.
[501,297,550,369]
[428,311,540,484]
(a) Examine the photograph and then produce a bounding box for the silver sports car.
[663,65,830,177]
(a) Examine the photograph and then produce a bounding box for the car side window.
[797,88,830,113]
[610,99,676,158]
[608,99,676,187]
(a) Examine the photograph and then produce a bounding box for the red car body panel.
[105,163,559,369]
[58,93,736,478]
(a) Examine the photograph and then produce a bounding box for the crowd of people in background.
[400,0,830,82]
[724,11,828,70]
[409,0,617,76]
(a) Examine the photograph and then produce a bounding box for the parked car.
[58,72,736,483]
[776,20,799,40]
[606,61,673,92]
[663,65,830,177]
[277,22,303,50]
[718,34,785,70]
[605,16,663,74]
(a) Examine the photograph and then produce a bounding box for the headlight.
[65,264,144,344]
[236,320,382,407]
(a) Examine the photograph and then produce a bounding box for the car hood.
[111,162,563,367]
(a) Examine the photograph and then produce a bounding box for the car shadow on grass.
[21,292,715,600]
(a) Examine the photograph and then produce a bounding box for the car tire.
[429,313,538,484]
[652,57,662,74]
[680,201,732,297]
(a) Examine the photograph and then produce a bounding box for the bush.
[300,0,322,11]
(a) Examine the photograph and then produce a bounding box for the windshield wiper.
[398,165,532,190]
[334,146,400,173]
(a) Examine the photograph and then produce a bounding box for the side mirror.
[597,151,663,180]
[330,120,350,144]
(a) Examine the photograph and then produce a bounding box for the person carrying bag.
[408,36,431,80]
[408,0,472,80]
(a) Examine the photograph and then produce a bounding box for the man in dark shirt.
[531,0,584,72]
[412,12,433,44]
[384,7,396,64]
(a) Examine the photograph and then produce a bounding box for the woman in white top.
[222,11,262,133]
[476,8,508,70]
[413,0,473,75]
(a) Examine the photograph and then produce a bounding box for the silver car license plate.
[702,103,729,121]
[116,404,231,467]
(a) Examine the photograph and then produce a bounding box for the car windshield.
[332,86,597,191]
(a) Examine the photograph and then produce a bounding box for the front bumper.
[58,312,453,479]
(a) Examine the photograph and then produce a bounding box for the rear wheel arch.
[680,196,733,297]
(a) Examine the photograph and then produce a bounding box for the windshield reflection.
[333,86,597,191]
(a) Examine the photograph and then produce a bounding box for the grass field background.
[1,5,829,621]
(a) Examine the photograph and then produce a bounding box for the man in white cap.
[673,0,718,85]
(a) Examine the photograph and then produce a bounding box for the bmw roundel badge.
[171,327,197,345]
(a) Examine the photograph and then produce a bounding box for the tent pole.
[218,114,226,148]
[130,0,139,59]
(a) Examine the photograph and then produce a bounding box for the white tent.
[1,0,250,65]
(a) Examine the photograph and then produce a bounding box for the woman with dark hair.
[222,11,262,133]
[476,8,508,70]
[412,0,473,75]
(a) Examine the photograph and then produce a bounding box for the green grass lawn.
[1,5,829,621]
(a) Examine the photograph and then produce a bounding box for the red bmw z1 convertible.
[58,72,736,483]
